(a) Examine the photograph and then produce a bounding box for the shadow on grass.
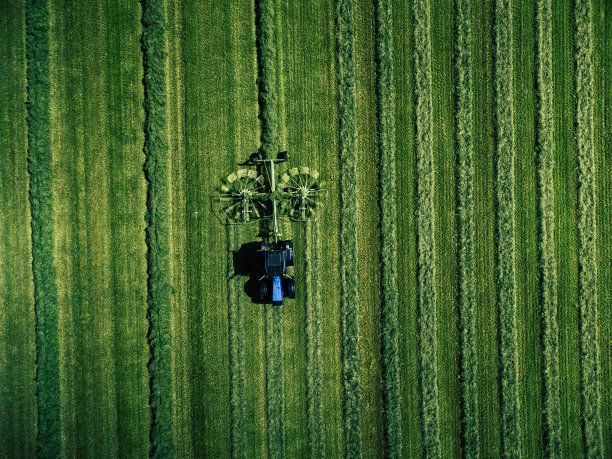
[231,241,266,304]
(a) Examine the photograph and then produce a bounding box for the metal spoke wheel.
[278,166,325,221]
[218,168,267,223]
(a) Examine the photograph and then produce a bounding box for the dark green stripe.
[25,0,60,456]
[142,0,172,456]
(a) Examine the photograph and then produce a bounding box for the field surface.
[0,0,610,457]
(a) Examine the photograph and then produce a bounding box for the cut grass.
[494,0,521,456]
[574,0,603,456]
[142,0,173,456]
[25,0,61,456]
[337,0,362,455]
[536,0,561,455]
[455,0,480,455]
[413,0,440,456]
[374,0,401,456]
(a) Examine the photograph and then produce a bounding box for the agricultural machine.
[215,151,325,306]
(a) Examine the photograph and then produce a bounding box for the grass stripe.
[413,0,440,456]
[455,0,480,456]
[227,225,247,457]
[337,0,362,455]
[494,0,521,457]
[25,0,61,456]
[575,0,603,455]
[305,220,324,457]
[374,0,401,456]
[141,0,172,456]
[255,0,285,456]
[536,0,561,456]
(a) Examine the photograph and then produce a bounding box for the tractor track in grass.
[374,0,401,456]
[25,0,61,456]
[336,0,362,455]
[536,0,561,455]
[305,220,324,457]
[227,225,247,458]
[455,0,480,455]
[142,0,173,456]
[413,0,440,456]
[575,0,603,455]
[494,0,521,456]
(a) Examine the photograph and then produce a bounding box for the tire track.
[305,220,324,457]
[536,0,561,455]
[575,0,603,455]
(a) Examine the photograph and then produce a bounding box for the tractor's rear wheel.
[284,277,296,299]
[259,280,268,301]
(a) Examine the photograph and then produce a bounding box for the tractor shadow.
[231,241,266,304]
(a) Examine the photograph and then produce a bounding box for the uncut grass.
[165,0,193,456]
[49,1,153,455]
[391,0,421,457]
[106,1,150,455]
[593,0,611,452]
[512,0,544,457]
[181,0,260,455]
[472,0,502,455]
[279,0,343,453]
[277,0,338,454]
[430,0,462,456]
[0,2,37,455]
[354,1,384,456]
[552,0,583,454]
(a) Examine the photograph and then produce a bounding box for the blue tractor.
[215,151,325,306]
[258,240,295,306]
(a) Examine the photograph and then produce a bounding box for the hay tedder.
[214,151,325,305]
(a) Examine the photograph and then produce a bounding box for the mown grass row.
[536,0,561,456]
[574,0,603,455]
[305,220,324,457]
[336,0,362,456]
[227,226,246,457]
[455,0,479,456]
[255,0,285,456]
[25,0,61,457]
[413,0,440,456]
[494,1,521,457]
[374,0,401,456]
[142,0,172,456]
[256,0,278,157]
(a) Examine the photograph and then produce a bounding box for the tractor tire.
[259,280,268,300]
[277,151,289,160]
[285,277,296,299]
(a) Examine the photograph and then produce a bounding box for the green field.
[0,0,610,457]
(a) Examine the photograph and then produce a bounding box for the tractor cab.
[258,240,295,306]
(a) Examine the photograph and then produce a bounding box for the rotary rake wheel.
[218,168,267,223]
[278,166,325,221]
